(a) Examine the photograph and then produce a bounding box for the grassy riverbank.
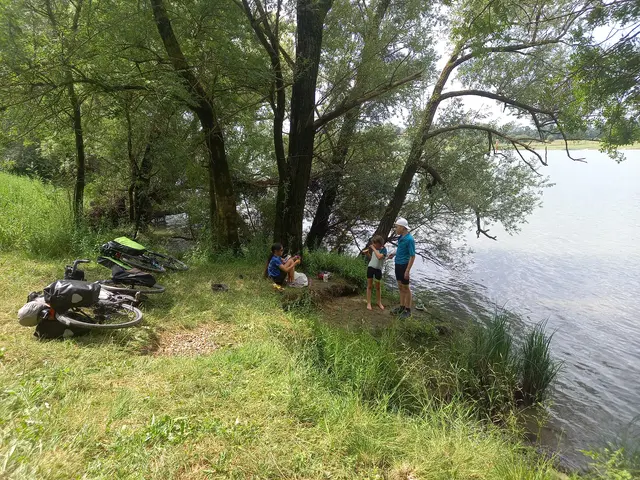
[1,172,635,479]
[1,252,563,479]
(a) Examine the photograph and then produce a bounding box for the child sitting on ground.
[265,243,300,285]
[365,235,392,310]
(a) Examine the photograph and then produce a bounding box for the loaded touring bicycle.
[100,237,188,273]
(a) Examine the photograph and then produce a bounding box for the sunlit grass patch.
[0,251,566,478]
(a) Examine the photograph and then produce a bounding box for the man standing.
[392,217,415,318]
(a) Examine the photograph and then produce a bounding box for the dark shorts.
[395,263,410,285]
[366,267,382,281]
[270,270,287,285]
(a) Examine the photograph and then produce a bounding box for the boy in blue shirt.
[266,243,300,285]
[392,217,415,318]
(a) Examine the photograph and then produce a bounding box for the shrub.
[583,447,638,479]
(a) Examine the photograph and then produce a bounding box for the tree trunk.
[125,106,137,222]
[202,117,239,247]
[304,109,359,249]
[271,63,287,243]
[277,0,333,252]
[151,0,239,249]
[304,0,391,250]
[134,143,153,235]
[67,81,85,224]
[45,0,86,224]
[374,48,462,240]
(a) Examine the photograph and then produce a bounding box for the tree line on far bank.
[0,0,637,258]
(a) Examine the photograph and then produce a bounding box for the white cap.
[394,217,409,229]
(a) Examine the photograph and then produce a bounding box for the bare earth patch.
[153,325,230,357]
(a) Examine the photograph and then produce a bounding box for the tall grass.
[308,323,416,411]
[447,315,561,420]
[0,172,121,258]
[0,172,75,256]
[519,321,562,405]
[303,249,367,289]
[455,314,520,419]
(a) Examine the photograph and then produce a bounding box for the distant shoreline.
[501,140,640,151]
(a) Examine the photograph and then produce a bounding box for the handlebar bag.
[43,280,101,312]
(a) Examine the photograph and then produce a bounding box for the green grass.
[0,172,75,256]
[520,322,562,406]
[0,172,119,258]
[0,252,573,479]
[0,172,583,478]
[303,249,368,289]
[456,315,521,420]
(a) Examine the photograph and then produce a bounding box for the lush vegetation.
[1,251,565,479]
[1,0,637,257]
[2,172,638,479]
[1,0,639,476]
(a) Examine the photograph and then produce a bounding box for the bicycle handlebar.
[69,259,90,274]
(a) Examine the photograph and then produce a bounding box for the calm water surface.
[410,150,640,466]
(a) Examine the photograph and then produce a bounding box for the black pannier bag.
[43,280,101,312]
[111,265,156,287]
[34,316,91,339]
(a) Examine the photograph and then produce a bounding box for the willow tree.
[305,0,434,249]
[0,0,96,223]
[238,0,429,252]
[149,0,242,248]
[570,0,640,157]
[374,0,589,239]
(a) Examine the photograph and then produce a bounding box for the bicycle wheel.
[148,251,189,271]
[118,252,166,273]
[56,302,143,330]
[100,280,165,295]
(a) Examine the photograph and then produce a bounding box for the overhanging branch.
[313,70,423,130]
[423,123,546,171]
[453,39,562,68]
[475,211,497,240]
[439,89,556,116]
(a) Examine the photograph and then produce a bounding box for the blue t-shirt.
[268,256,283,277]
[395,233,415,265]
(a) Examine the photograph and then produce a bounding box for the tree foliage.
[0,0,630,259]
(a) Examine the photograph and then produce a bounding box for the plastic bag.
[290,272,309,288]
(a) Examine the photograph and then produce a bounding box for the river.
[409,150,640,468]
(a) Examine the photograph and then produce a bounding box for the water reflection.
[403,150,640,467]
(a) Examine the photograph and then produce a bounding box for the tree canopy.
[0,0,631,258]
